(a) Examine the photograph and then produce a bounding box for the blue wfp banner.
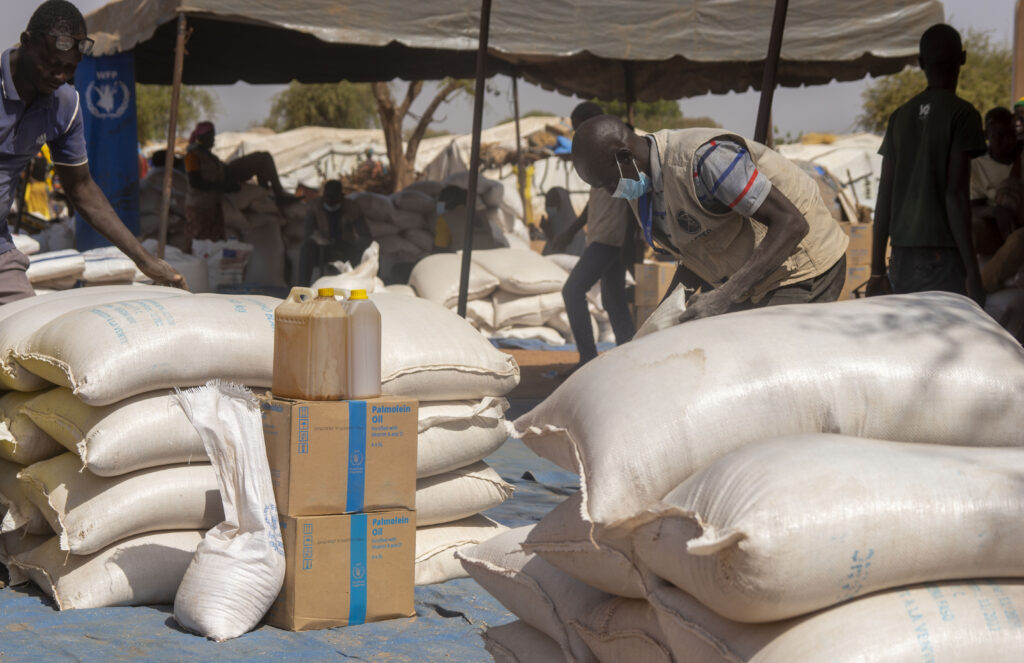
[74,53,139,250]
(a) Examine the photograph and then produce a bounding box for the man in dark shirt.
[868,24,986,304]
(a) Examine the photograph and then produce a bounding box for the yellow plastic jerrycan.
[272,287,349,400]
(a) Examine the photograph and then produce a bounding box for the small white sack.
[0,285,188,392]
[492,290,564,328]
[634,435,1024,623]
[484,621,567,663]
[18,452,221,555]
[417,398,509,478]
[648,578,1024,663]
[12,234,41,256]
[409,253,500,308]
[415,514,508,585]
[471,248,568,295]
[457,525,608,663]
[572,597,673,663]
[8,531,203,610]
[15,294,278,406]
[392,189,436,215]
[0,390,64,465]
[447,298,496,330]
[173,382,285,642]
[356,192,395,221]
[23,388,206,476]
[492,326,566,346]
[385,284,417,297]
[415,461,513,527]
[26,250,84,284]
[0,458,51,535]
[404,228,436,253]
[371,293,520,400]
[313,242,381,295]
[81,248,138,284]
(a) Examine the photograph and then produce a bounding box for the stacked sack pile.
[409,248,611,347]
[0,288,281,610]
[0,284,520,609]
[456,292,1024,662]
[349,184,439,275]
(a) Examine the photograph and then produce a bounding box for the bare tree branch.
[405,80,462,161]
[397,81,423,118]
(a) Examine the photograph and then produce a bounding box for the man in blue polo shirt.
[0,0,184,302]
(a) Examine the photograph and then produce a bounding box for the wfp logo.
[351,562,366,582]
[349,449,365,469]
[85,71,130,120]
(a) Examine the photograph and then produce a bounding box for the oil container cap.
[317,288,335,297]
[349,289,368,300]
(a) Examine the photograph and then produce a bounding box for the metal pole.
[624,63,636,127]
[754,0,788,144]
[512,75,529,226]
[456,0,492,318]
[1015,0,1024,102]
[158,13,187,259]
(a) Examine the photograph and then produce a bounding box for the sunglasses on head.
[44,32,94,56]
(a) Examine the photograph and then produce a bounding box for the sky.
[1,0,1015,137]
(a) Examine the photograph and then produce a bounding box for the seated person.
[970,107,1021,257]
[298,180,372,286]
[432,185,508,252]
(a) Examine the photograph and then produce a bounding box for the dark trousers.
[562,241,635,363]
[888,246,967,295]
[727,254,848,311]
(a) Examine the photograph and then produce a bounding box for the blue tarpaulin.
[73,53,139,250]
[0,425,577,662]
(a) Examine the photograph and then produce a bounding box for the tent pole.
[754,0,788,144]
[1015,0,1024,102]
[456,0,493,318]
[512,75,529,226]
[624,63,636,126]
[157,13,187,260]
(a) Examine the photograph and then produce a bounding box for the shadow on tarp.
[0,435,574,661]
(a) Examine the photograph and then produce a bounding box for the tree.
[372,79,471,191]
[136,84,219,144]
[858,29,1011,133]
[266,81,379,132]
[594,98,720,130]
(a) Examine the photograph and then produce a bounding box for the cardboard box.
[840,265,871,301]
[267,511,416,631]
[840,222,872,268]
[262,397,418,517]
[634,261,676,307]
[530,239,546,254]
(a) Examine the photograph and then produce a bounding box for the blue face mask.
[611,159,651,200]
[436,201,446,216]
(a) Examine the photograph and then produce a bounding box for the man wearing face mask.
[0,0,186,301]
[298,179,372,285]
[571,116,848,322]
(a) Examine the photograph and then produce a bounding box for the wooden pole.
[754,0,788,144]
[512,75,530,226]
[158,13,187,260]
[456,0,492,318]
[1014,0,1024,102]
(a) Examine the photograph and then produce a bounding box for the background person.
[298,179,372,285]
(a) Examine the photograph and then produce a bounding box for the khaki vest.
[636,128,848,301]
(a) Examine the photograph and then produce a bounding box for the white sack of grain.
[471,248,568,295]
[634,284,687,339]
[385,284,417,297]
[173,383,285,642]
[404,228,435,253]
[392,189,437,216]
[390,207,427,231]
[514,293,1024,531]
[417,398,509,478]
[447,299,496,331]
[0,285,188,391]
[371,293,520,399]
[23,388,204,477]
[404,180,443,198]
[647,578,1024,663]
[8,531,203,610]
[377,234,420,259]
[492,291,564,328]
[81,248,138,284]
[26,250,84,284]
[312,242,381,295]
[572,597,673,663]
[0,390,64,465]
[483,621,567,663]
[17,453,221,555]
[416,461,513,527]
[0,458,50,535]
[410,253,499,308]
[15,294,278,406]
[457,525,608,663]
[12,234,40,256]
[355,192,395,222]
[366,219,400,238]
[634,434,1024,623]
[415,514,508,585]
[523,492,645,599]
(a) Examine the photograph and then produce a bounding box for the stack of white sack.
[0,292,279,610]
[441,172,532,251]
[26,249,85,292]
[311,241,386,295]
[365,292,519,585]
[409,249,603,346]
[468,291,1024,661]
[349,185,436,276]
